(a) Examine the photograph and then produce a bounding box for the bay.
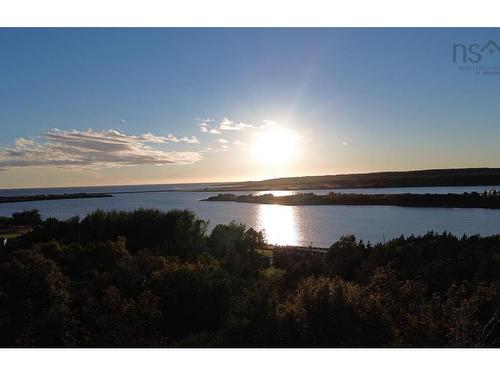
[1,184,499,247]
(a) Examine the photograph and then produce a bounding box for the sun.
[252,127,299,166]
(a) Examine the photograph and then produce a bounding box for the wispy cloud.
[0,129,202,170]
[217,138,229,144]
[198,117,253,134]
[198,120,221,134]
[261,119,279,128]
[165,134,200,144]
[200,146,227,153]
[233,140,245,146]
[218,118,253,131]
[198,118,215,134]
[218,118,234,129]
[196,118,213,123]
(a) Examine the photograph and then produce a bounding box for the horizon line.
[1,165,498,191]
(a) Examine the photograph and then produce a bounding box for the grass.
[0,226,31,239]
[256,249,274,257]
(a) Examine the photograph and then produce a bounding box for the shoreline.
[202,191,500,209]
[0,192,113,204]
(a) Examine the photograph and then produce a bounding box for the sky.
[1,28,500,188]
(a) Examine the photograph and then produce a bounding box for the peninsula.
[0,192,113,204]
[202,191,500,209]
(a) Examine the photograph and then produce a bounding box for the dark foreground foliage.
[1,209,500,347]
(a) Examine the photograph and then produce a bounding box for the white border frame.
[0,0,500,27]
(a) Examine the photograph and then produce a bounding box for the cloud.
[165,134,200,144]
[196,116,309,159]
[141,132,172,144]
[218,118,253,131]
[261,119,279,128]
[200,146,227,153]
[342,141,349,146]
[196,118,213,123]
[14,138,35,148]
[219,118,233,128]
[198,119,216,133]
[0,129,202,170]
[198,120,221,134]
[197,116,254,135]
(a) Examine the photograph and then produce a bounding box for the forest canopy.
[1,208,499,347]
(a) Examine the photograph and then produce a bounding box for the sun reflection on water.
[257,204,300,246]
[255,190,295,197]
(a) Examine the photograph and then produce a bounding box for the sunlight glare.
[252,127,298,166]
[257,204,299,246]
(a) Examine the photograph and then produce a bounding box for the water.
[1,184,500,247]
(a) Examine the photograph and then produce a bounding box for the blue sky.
[1,28,500,188]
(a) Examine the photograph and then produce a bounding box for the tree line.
[1,209,499,347]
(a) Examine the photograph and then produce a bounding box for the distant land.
[0,192,112,204]
[203,190,500,209]
[4,168,500,196]
[199,168,500,191]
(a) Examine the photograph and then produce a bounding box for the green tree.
[10,210,42,226]
[209,222,265,276]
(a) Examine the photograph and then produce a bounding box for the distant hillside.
[212,168,500,190]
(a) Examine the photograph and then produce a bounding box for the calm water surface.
[1,184,500,247]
